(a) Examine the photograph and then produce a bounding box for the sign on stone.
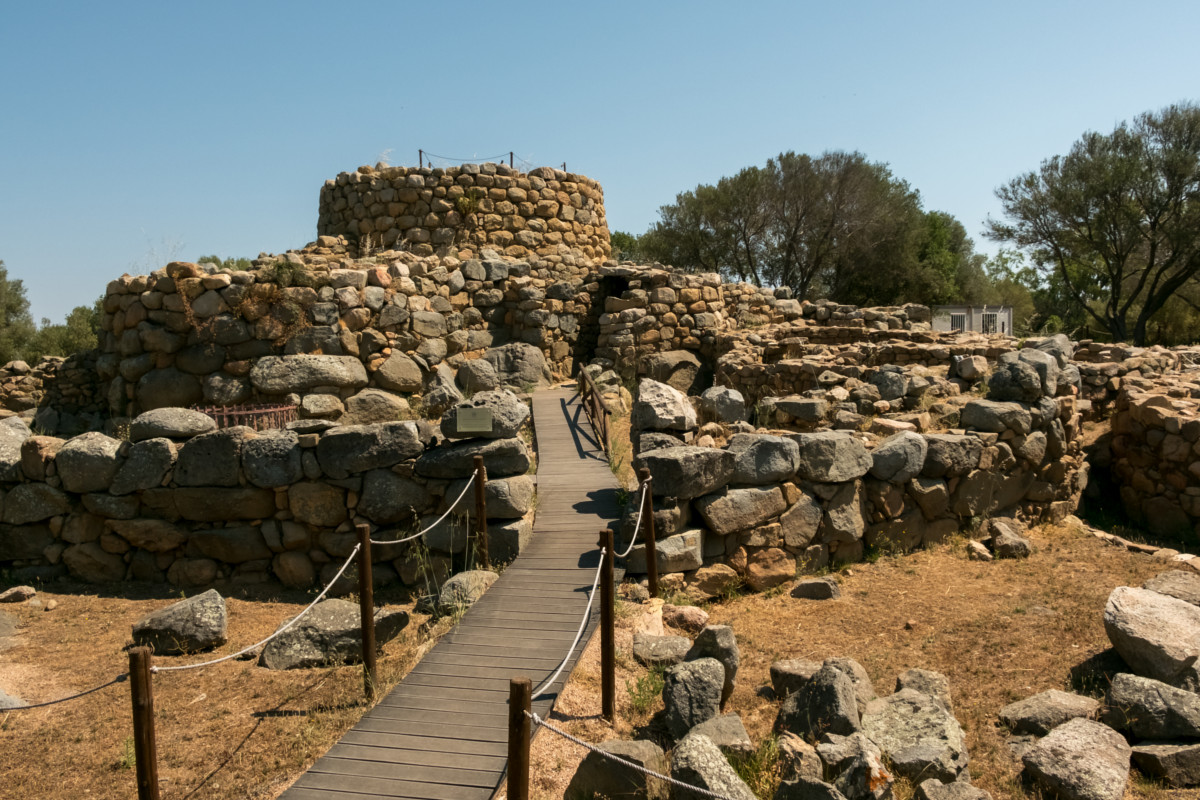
[457,408,493,434]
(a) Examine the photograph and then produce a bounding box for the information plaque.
[457,408,494,434]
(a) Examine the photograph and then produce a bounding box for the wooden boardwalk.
[281,387,622,800]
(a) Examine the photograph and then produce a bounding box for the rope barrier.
[526,711,739,800]
[530,548,606,700]
[1,674,128,711]
[614,484,648,559]
[421,150,512,164]
[152,543,363,673]
[369,471,477,546]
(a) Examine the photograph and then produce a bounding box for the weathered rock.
[1131,743,1200,788]
[357,470,433,523]
[318,421,425,479]
[455,358,499,394]
[670,733,757,800]
[1022,718,1130,800]
[1104,672,1200,739]
[110,438,176,495]
[437,570,498,614]
[989,519,1032,559]
[62,541,126,582]
[3,483,70,524]
[340,388,410,424]
[19,435,62,481]
[288,482,347,527]
[107,519,187,553]
[869,432,928,484]
[817,731,894,800]
[728,433,800,485]
[774,776,850,800]
[131,589,228,654]
[0,586,35,603]
[633,379,698,432]
[916,779,992,800]
[747,548,796,591]
[483,343,550,389]
[663,603,709,633]
[565,738,669,800]
[771,659,822,698]
[860,688,968,782]
[792,578,841,600]
[137,368,203,410]
[635,446,736,500]
[824,657,878,714]
[779,732,825,782]
[644,350,703,394]
[55,432,123,493]
[696,485,787,535]
[242,430,303,488]
[820,482,865,544]
[440,389,529,439]
[987,357,1045,403]
[273,551,316,589]
[960,399,1032,435]
[782,490,823,549]
[700,386,746,423]
[374,351,423,392]
[0,417,31,481]
[249,355,369,394]
[685,625,740,706]
[415,436,529,479]
[777,663,860,739]
[895,669,953,712]
[790,432,873,483]
[175,427,249,487]
[663,657,725,739]
[130,407,217,441]
[1104,586,1200,690]
[190,526,272,563]
[633,632,692,668]
[999,690,1099,736]
[922,435,982,478]
[684,564,740,601]
[258,599,409,669]
[422,363,463,416]
[1144,570,1200,608]
[691,713,754,756]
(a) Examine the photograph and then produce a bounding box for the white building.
[931,305,1013,335]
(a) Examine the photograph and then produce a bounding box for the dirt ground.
[2,521,1197,800]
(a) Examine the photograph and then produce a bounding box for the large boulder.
[136,368,203,410]
[175,428,249,487]
[1104,672,1200,739]
[1022,718,1130,800]
[241,430,303,488]
[789,432,873,483]
[317,422,425,479]
[422,363,463,416]
[684,625,740,706]
[999,690,1099,736]
[3,483,70,524]
[663,657,725,739]
[626,529,702,574]
[1104,586,1200,690]
[0,416,30,481]
[634,446,735,499]
[437,570,498,614]
[107,519,188,553]
[1131,743,1200,788]
[670,733,757,800]
[960,399,1032,435]
[56,432,123,493]
[727,433,800,485]
[110,438,176,495]
[699,386,746,424]
[374,351,423,392]
[340,388,410,424]
[1144,570,1200,608]
[644,350,703,394]
[131,589,227,654]
[258,599,409,669]
[695,486,787,535]
[130,407,217,441]
[249,354,369,394]
[771,659,822,698]
[62,541,126,582]
[415,436,530,479]
[633,633,692,668]
[690,713,754,757]
[482,343,550,389]
[869,432,927,484]
[824,657,878,715]
[440,390,530,440]
[632,379,697,432]
[921,435,983,478]
[860,688,968,782]
[565,739,669,800]
[455,359,499,394]
[777,663,860,740]
[895,669,953,713]
[817,731,894,800]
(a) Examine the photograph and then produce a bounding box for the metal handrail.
[576,366,611,454]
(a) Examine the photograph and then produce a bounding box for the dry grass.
[0,582,431,800]
[517,523,1196,800]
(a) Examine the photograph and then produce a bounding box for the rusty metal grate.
[192,403,298,431]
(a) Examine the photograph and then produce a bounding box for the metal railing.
[576,367,612,454]
[192,403,298,431]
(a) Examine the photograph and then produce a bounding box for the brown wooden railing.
[576,366,612,454]
[192,403,298,431]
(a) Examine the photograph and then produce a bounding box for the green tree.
[0,260,35,365]
[197,254,253,271]
[609,231,643,262]
[639,151,982,306]
[987,102,1200,345]
[26,299,102,361]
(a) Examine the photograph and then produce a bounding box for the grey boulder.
[130,407,217,441]
[55,432,124,493]
[440,390,529,439]
[685,625,740,706]
[258,599,409,669]
[1022,718,1130,800]
[633,632,691,668]
[869,432,928,484]
[131,589,228,655]
[1104,672,1200,739]
[483,342,550,389]
[670,732,757,800]
[690,713,755,757]
[727,433,800,485]
[632,379,697,432]
[633,446,735,499]
[437,570,498,615]
[249,354,368,394]
[416,436,530,479]
[860,688,968,782]
[1104,586,1200,690]
[776,663,860,740]
[565,739,669,800]
[699,386,746,423]
[789,432,873,483]
[1144,570,1200,608]
[1131,743,1200,788]
[999,689,1099,736]
[663,657,725,739]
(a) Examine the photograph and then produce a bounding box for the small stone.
[791,578,841,600]
[0,586,35,603]
[662,603,709,633]
[131,589,228,655]
[771,659,822,698]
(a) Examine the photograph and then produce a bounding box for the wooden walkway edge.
[280,387,622,800]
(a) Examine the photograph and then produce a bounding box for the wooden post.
[598,529,615,722]
[474,455,490,569]
[418,149,423,168]
[357,524,377,700]
[638,467,659,598]
[508,676,532,800]
[128,647,160,800]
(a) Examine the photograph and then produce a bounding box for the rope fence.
[531,547,606,700]
[0,674,128,711]
[369,470,477,547]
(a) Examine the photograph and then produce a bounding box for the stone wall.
[318,164,610,264]
[0,396,537,590]
[1109,377,1200,541]
[0,352,106,436]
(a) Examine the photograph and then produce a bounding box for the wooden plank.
[352,717,507,743]
[310,756,498,788]
[291,772,494,800]
[338,729,507,757]
[325,743,508,773]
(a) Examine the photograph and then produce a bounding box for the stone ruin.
[0,162,1195,591]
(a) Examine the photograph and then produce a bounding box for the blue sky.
[3,1,1198,323]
